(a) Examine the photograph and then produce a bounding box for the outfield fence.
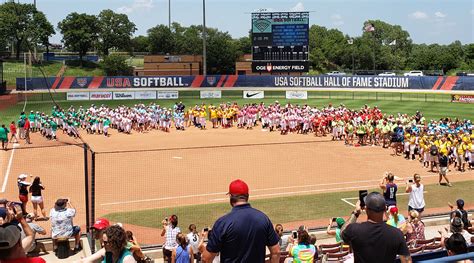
[12,89,455,103]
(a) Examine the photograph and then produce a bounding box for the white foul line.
[1,144,18,193]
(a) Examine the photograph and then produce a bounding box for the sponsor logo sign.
[113,91,135,100]
[243,90,264,99]
[67,92,90,101]
[90,91,112,100]
[285,90,307,99]
[252,61,309,73]
[157,91,179,99]
[200,90,222,99]
[452,94,474,103]
[135,91,157,99]
[76,78,88,88]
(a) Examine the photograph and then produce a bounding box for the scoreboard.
[251,12,309,73]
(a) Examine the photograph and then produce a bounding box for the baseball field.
[0,90,473,245]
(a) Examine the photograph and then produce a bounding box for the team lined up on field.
[6,102,474,171]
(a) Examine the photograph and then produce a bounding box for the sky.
[26,0,474,45]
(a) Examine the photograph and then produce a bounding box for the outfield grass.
[1,93,473,125]
[104,180,474,229]
[3,61,63,87]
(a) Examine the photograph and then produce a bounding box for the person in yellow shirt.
[210,107,218,128]
[456,139,468,172]
[199,109,207,129]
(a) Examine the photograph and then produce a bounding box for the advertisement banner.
[135,91,157,100]
[90,91,112,100]
[243,90,264,99]
[113,91,135,100]
[452,94,474,103]
[67,92,90,101]
[286,90,308,99]
[252,61,309,73]
[157,91,179,99]
[200,90,222,99]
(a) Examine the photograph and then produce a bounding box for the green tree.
[147,25,175,54]
[131,35,150,53]
[97,9,136,56]
[0,2,54,60]
[100,54,133,76]
[58,12,99,65]
[206,28,239,74]
[235,36,251,57]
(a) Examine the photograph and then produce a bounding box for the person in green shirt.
[0,124,10,150]
[28,111,36,132]
[50,119,58,140]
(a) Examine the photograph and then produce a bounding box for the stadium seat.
[279,251,289,263]
[319,243,341,251]
[324,251,349,261]
[423,243,443,252]
[320,247,341,254]
[409,246,423,255]
[415,238,435,247]
[434,237,442,244]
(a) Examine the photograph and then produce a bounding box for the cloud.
[410,11,428,20]
[331,14,344,26]
[290,2,305,12]
[117,0,154,14]
[434,11,446,18]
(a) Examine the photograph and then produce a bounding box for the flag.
[347,39,354,45]
[388,40,396,46]
[364,23,375,32]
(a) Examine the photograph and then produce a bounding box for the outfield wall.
[16,75,474,91]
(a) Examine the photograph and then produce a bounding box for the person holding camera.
[379,172,400,209]
[405,173,425,217]
[0,202,45,262]
[50,198,82,252]
[161,215,181,263]
[326,217,345,243]
[340,192,411,263]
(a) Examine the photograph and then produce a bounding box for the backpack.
[430,145,438,156]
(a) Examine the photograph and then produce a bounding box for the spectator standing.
[341,192,411,263]
[405,211,425,246]
[406,174,425,217]
[380,172,398,208]
[326,217,345,243]
[172,232,194,263]
[0,124,9,150]
[438,151,452,186]
[275,224,290,252]
[50,198,82,252]
[200,179,280,263]
[29,176,48,220]
[17,174,31,215]
[186,224,201,262]
[9,121,18,143]
[287,230,317,263]
[18,115,25,139]
[102,225,136,263]
[161,215,181,263]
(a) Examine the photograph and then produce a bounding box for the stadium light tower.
[168,0,171,29]
[202,0,207,76]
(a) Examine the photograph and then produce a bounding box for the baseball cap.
[18,174,27,179]
[364,192,386,213]
[0,225,21,250]
[456,199,464,208]
[336,217,345,228]
[389,206,398,214]
[227,179,249,196]
[91,218,110,230]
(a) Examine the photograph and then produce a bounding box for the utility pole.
[202,0,207,76]
[168,0,171,29]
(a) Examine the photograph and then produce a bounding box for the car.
[403,70,424,76]
[326,71,346,76]
[378,72,396,76]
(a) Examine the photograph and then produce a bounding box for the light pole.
[168,0,171,29]
[202,0,207,76]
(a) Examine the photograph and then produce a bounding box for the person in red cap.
[200,179,280,263]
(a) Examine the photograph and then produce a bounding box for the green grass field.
[3,61,63,87]
[1,91,473,125]
[104,180,474,230]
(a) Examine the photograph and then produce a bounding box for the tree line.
[0,2,472,75]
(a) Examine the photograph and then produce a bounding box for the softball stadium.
[0,3,474,263]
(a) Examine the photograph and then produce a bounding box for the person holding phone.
[287,230,317,263]
[326,217,345,243]
[379,172,400,209]
[405,174,425,217]
[161,215,181,263]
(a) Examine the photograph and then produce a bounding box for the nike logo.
[246,92,261,98]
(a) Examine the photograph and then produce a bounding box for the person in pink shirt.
[9,121,18,143]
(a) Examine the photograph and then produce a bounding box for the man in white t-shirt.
[405,173,425,217]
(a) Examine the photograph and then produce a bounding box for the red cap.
[91,218,110,230]
[389,206,398,214]
[228,179,249,196]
